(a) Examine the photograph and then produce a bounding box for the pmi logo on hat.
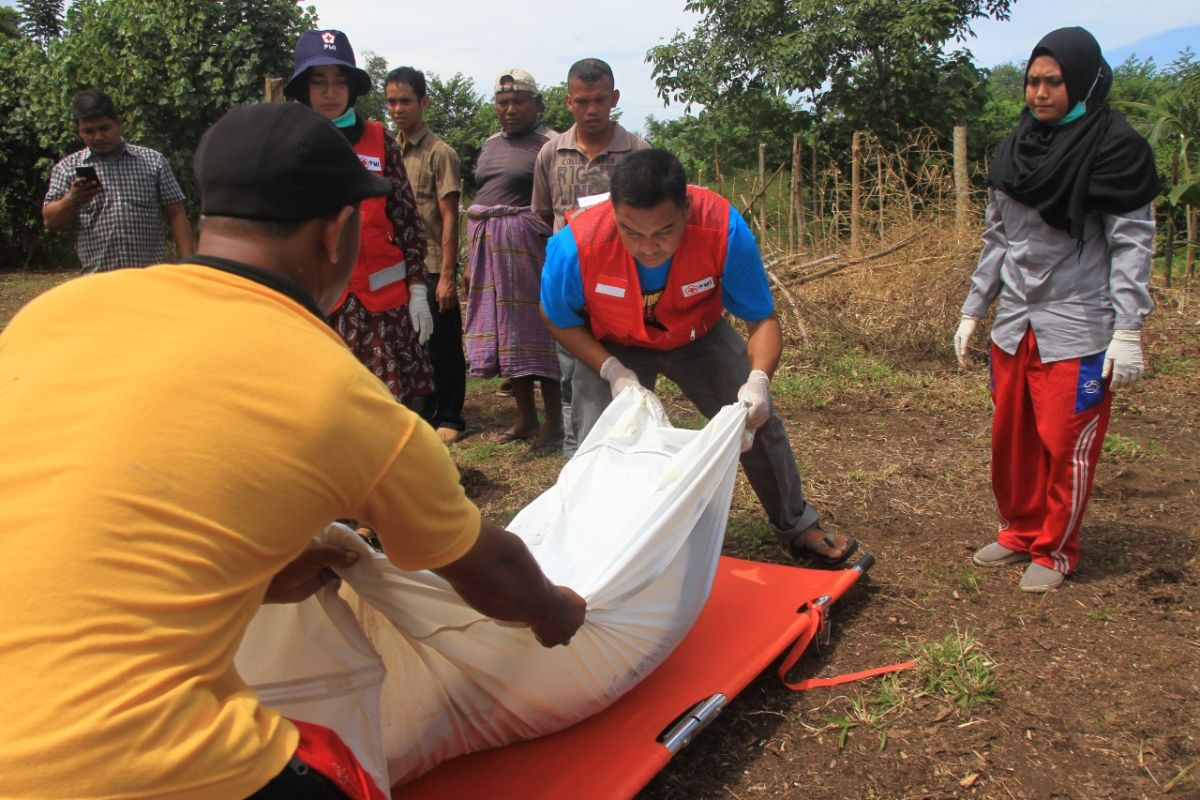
[321,31,337,50]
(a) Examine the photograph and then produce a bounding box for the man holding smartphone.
[43,89,194,272]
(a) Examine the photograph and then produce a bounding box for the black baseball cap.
[194,102,390,221]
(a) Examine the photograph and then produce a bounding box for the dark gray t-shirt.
[472,129,550,208]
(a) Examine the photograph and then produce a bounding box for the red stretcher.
[396,553,898,800]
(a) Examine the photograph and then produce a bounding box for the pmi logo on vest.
[358,155,383,173]
[681,277,715,297]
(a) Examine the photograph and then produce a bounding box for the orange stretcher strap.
[777,602,916,691]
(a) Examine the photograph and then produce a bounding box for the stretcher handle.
[659,693,728,755]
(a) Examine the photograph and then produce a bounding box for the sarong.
[463,205,561,380]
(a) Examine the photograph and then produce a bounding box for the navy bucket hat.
[284,29,372,102]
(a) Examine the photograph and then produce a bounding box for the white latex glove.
[599,356,641,399]
[407,282,434,346]
[737,369,771,429]
[953,315,980,368]
[1103,329,1144,390]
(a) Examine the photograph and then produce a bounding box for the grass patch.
[722,516,781,561]
[1102,433,1159,462]
[458,440,504,465]
[0,272,74,330]
[821,626,997,750]
[772,346,923,410]
[1151,354,1199,379]
[824,673,907,750]
[903,626,998,716]
[931,563,984,595]
[465,376,507,394]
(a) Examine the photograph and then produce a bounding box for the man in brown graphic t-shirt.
[531,58,648,457]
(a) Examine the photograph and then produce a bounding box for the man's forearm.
[439,251,457,277]
[440,202,459,277]
[744,313,783,377]
[433,519,561,625]
[42,197,79,231]
[167,205,195,259]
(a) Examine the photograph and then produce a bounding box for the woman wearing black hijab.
[953,27,1161,592]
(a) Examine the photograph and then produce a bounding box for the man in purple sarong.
[464,69,562,455]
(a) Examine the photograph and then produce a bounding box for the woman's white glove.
[407,283,434,346]
[1103,329,1144,389]
[599,356,641,398]
[953,316,980,368]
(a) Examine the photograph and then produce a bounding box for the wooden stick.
[263,77,284,103]
[739,161,787,216]
[792,229,925,285]
[782,253,840,275]
[764,265,810,348]
[850,130,862,255]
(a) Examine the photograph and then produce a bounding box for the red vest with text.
[572,186,729,350]
[334,121,410,313]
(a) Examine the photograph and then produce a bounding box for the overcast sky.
[307,0,1199,130]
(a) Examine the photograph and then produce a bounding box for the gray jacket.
[962,188,1155,363]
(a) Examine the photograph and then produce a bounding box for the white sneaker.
[972,542,1030,567]
[1020,562,1065,592]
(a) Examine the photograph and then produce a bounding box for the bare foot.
[531,427,564,457]
[497,426,537,443]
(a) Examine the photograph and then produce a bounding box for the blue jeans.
[557,342,578,457]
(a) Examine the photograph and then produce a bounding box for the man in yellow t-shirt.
[0,103,585,800]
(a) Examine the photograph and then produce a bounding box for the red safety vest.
[334,121,410,313]
[573,186,729,350]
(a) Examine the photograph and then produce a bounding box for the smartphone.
[75,165,100,185]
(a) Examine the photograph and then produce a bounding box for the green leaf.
[1168,179,1200,207]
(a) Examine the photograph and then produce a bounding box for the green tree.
[1,0,316,267]
[42,0,316,193]
[1,7,23,40]
[358,50,391,127]
[647,94,812,180]
[1118,53,1200,211]
[539,83,574,135]
[16,0,63,48]
[423,72,495,193]
[538,81,622,136]
[0,36,69,265]
[1110,55,1169,108]
[971,62,1025,163]
[648,0,1009,144]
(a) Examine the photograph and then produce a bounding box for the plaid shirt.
[45,142,186,273]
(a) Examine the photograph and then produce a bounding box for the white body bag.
[235,389,746,790]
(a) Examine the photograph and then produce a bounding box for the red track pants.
[990,329,1111,574]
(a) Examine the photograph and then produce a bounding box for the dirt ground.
[3,268,1197,799]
